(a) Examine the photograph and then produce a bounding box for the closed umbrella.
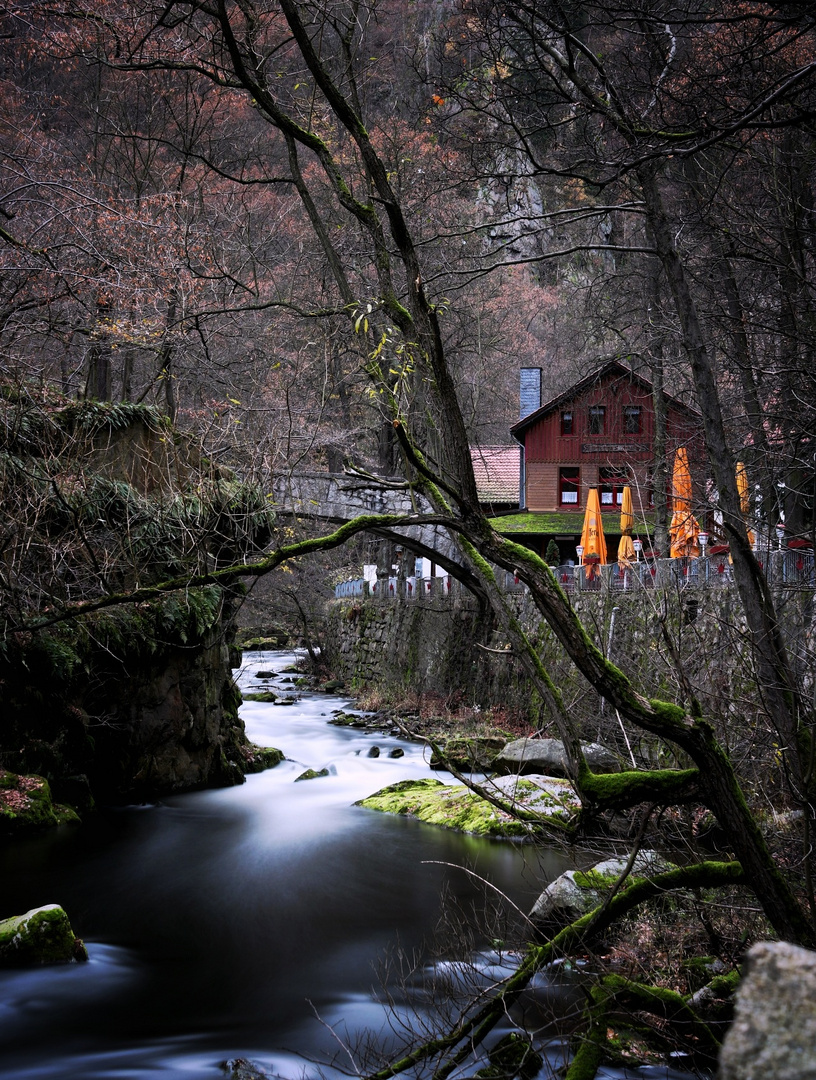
[618,486,635,565]
[580,487,607,574]
[669,447,701,558]
[736,461,755,547]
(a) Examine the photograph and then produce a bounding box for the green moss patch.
[356,776,579,838]
[295,768,330,782]
[242,746,285,774]
[239,635,289,650]
[0,904,88,966]
[0,770,80,835]
[489,510,655,537]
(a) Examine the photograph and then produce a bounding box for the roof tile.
[470,445,520,503]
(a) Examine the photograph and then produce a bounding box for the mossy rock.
[239,636,287,651]
[530,852,675,933]
[0,905,88,966]
[490,774,579,817]
[295,768,330,782]
[242,746,285,774]
[689,968,740,1024]
[356,776,578,839]
[321,680,346,692]
[0,770,80,835]
[222,1057,271,1079]
[243,691,278,703]
[329,711,370,728]
[222,1059,271,1080]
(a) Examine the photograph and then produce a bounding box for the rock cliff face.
[87,597,249,800]
[0,391,277,811]
[0,587,251,806]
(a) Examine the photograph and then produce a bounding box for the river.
[0,650,696,1080]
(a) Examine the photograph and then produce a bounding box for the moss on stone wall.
[326,595,493,699]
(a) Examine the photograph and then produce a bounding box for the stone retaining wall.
[326,594,493,698]
[325,583,815,735]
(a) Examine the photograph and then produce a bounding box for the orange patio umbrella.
[736,461,755,547]
[580,487,607,567]
[669,447,701,558]
[618,485,636,565]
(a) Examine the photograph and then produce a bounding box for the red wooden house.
[495,362,704,561]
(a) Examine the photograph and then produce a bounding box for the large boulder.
[492,738,619,778]
[529,851,673,934]
[357,775,581,838]
[430,736,507,773]
[0,905,88,966]
[717,941,816,1079]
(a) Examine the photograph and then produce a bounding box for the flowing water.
[0,651,696,1080]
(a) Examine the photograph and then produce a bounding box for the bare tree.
[6,1,816,1074]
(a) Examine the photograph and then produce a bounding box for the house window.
[623,406,642,434]
[561,410,574,436]
[588,405,606,435]
[599,468,628,507]
[560,467,580,505]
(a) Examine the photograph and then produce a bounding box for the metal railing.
[334,579,368,598]
[334,575,459,600]
[776,549,816,587]
[335,551,814,600]
[570,550,814,592]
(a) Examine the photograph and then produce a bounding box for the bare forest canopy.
[3,2,816,1077]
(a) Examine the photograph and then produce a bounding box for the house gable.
[510,361,703,514]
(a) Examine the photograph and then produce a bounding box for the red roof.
[470,445,520,504]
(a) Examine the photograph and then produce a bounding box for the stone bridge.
[271,470,475,587]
